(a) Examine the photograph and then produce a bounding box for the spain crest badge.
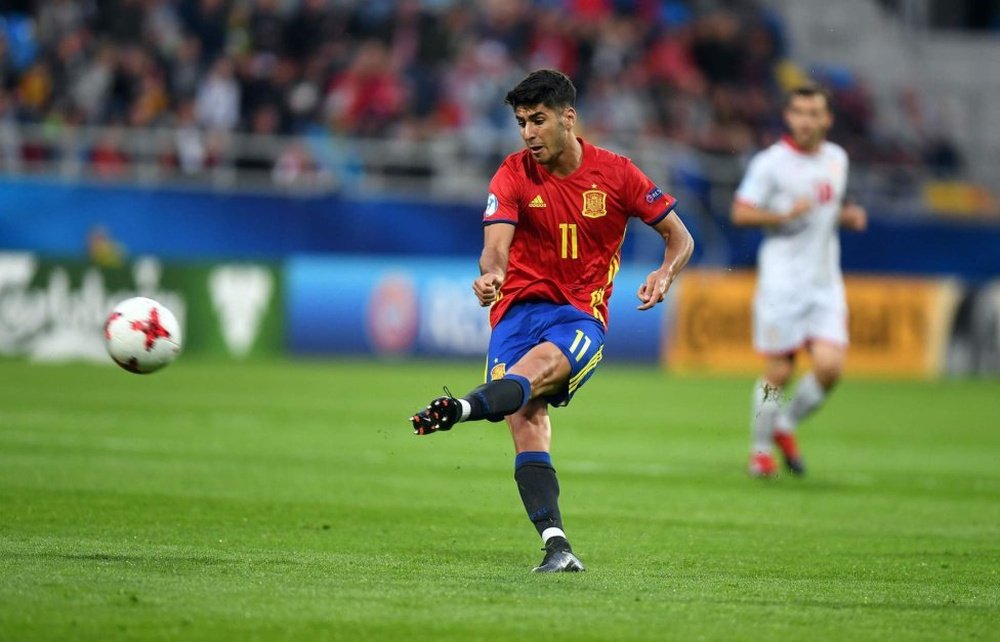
[490,362,506,380]
[582,188,607,219]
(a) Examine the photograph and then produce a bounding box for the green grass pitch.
[1,358,997,641]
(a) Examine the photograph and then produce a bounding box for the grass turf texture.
[1,359,997,642]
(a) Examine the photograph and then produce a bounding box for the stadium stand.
[0,0,996,219]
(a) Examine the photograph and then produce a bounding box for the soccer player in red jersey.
[410,69,694,572]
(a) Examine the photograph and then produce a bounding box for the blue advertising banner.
[5,177,1000,283]
[286,256,665,362]
[0,178,483,261]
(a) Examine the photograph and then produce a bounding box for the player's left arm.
[637,211,694,311]
[837,154,866,231]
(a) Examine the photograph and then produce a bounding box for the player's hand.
[840,203,868,231]
[637,269,674,311]
[473,273,504,307]
[785,197,812,221]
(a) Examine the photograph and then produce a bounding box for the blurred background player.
[731,85,868,477]
[410,69,694,572]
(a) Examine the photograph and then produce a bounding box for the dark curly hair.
[504,69,577,111]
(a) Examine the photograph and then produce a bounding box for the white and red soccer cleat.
[748,451,778,478]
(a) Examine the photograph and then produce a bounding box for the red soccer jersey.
[482,138,677,328]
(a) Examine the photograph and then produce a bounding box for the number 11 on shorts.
[568,329,591,362]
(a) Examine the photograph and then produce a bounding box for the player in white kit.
[731,85,867,477]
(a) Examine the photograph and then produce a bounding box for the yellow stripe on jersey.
[607,231,626,284]
[607,256,620,284]
[591,233,625,326]
[590,287,606,325]
[568,345,604,393]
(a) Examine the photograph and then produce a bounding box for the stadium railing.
[1,122,990,221]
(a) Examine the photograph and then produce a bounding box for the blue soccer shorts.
[486,301,606,407]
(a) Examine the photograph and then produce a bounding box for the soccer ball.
[104,297,182,374]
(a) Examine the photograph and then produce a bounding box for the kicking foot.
[532,537,585,573]
[410,395,460,435]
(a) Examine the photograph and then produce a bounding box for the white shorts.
[753,290,848,355]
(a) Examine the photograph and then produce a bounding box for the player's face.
[784,94,832,151]
[514,104,576,168]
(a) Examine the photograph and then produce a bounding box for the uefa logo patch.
[645,186,663,204]
[484,193,499,217]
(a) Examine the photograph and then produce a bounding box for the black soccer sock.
[514,451,565,542]
[462,374,531,422]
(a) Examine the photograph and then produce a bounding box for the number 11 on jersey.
[560,223,578,259]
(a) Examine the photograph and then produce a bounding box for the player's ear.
[562,106,577,130]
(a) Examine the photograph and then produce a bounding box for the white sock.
[777,372,826,433]
[457,399,471,421]
[541,527,566,544]
[751,379,782,454]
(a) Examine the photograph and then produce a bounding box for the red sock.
[774,432,800,459]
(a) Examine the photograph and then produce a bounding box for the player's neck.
[782,133,823,154]
[543,136,584,178]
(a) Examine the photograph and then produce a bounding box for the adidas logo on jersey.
[529,195,547,208]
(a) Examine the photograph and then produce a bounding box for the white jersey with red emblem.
[736,136,849,297]
[735,136,851,352]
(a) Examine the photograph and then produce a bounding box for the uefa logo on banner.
[366,273,419,355]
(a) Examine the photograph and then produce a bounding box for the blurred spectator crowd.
[0,0,966,181]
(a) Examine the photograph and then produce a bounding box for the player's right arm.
[475,163,520,307]
[474,224,514,307]
[730,151,809,227]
